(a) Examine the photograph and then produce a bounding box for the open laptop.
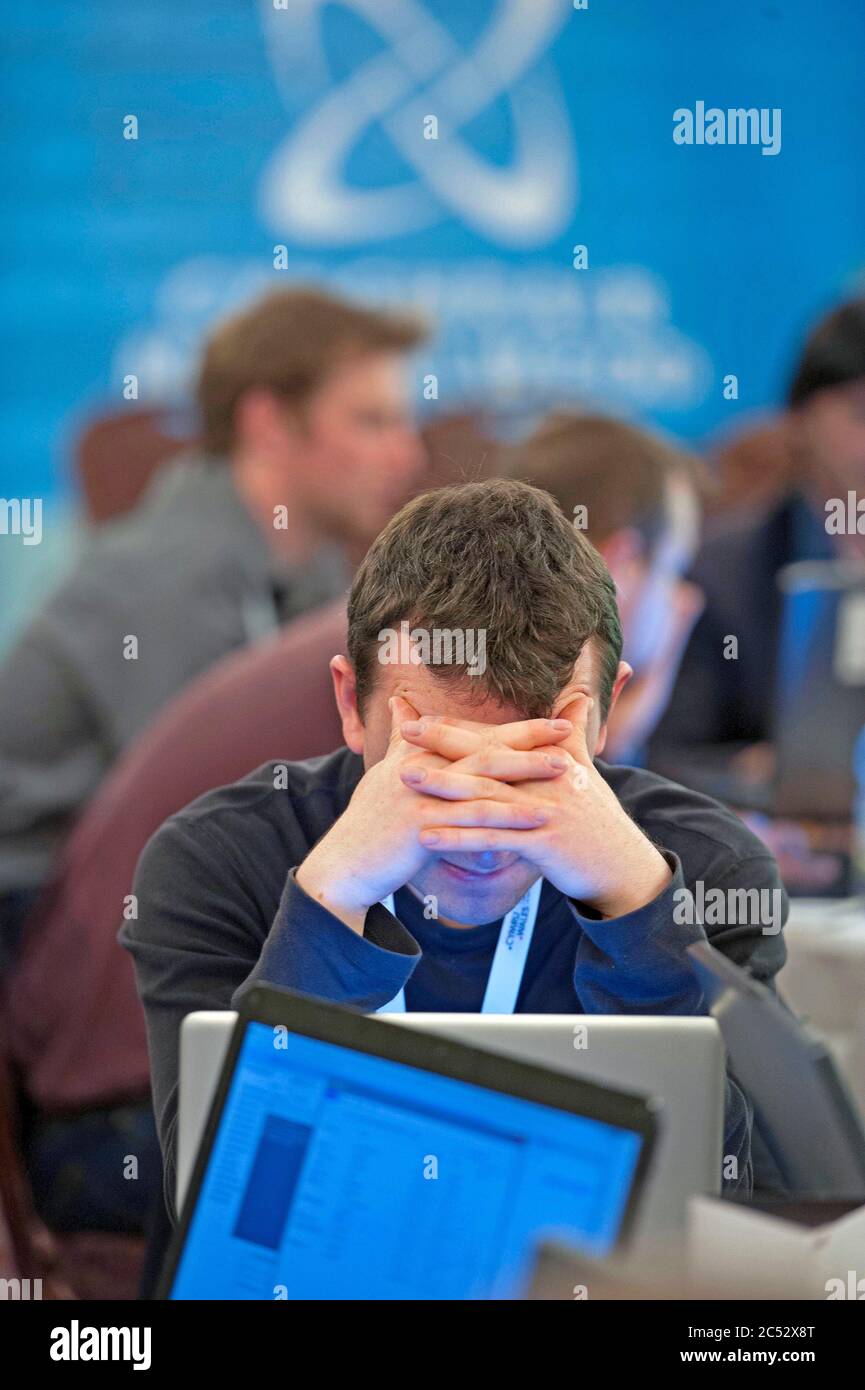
[162,987,656,1300]
[654,560,865,829]
[773,560,865,819]
[178,1010,722,1250]
[687,939,865,1197]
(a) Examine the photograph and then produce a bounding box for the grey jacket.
[0,455,348,918]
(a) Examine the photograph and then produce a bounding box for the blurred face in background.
[798,380,865,551]
[290,352,425,546]
[601,473,701,671]
[234,351,425,555]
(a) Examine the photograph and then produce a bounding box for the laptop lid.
[687,940,865,1197]
[162,986,657,1300]
[177,1011,722,1238]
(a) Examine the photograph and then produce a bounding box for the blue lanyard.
[376,877,544,1014]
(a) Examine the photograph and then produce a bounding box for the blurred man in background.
[0,287,426,945]
[648,297,865,782]
[509,412,704,763]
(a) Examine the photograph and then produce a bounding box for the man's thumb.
[388,694,419,745]
[556,693,594,758]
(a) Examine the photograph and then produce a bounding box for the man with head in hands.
[122,480,786,1215]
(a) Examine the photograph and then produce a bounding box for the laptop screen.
[169,1020,644,1300]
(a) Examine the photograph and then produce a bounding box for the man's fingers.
[399,717,478,759]
[400,765,528,802]
[400,715,572,760]
[448,745,573,783]
[490,717,573,751]
[419,799,549,830]
[401,765,502,801]
[419,826,542,850]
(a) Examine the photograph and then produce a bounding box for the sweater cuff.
[234,871,421,1013]
[568,851,706,963]
[567,850,708,1013]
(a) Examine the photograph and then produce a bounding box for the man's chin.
[413,860,539,926]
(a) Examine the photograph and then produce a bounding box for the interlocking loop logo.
[259,0,577,246]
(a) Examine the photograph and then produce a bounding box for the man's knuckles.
[417,798,544,828]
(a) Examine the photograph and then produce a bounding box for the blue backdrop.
[2,0,864,506]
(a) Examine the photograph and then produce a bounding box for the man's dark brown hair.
[348,478,623,720]
[508,412,703,553]
[196,286,426,455]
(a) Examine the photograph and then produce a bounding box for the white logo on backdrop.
[110,4,711,420]
[257,0,576,247]
[113,257,712,418]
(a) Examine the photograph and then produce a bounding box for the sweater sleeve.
[568,852,705,1014]
[567,848,787,1195]
[231,870,420,1012]
[120,817,420,1219]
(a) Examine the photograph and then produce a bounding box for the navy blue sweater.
[120,747,787,1215]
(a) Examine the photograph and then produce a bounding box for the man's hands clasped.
[296,695,671,933]
[397,695,672,918]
